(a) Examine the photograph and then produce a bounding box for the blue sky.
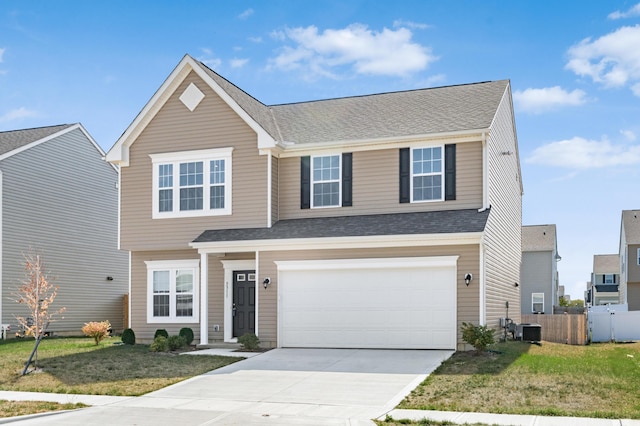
[1,1,639,300]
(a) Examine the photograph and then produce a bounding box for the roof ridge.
[0,123,73,135]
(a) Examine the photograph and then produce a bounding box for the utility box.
[516,323,542,342]
[0,324,10,340]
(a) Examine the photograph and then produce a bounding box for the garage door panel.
[278,257,457,349]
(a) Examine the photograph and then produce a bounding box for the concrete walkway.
[1,349,639,425]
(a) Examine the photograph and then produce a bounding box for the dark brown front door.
[232,270,255,337]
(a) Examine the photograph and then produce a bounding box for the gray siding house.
[521,224,561,314]
[0,124,128,335]
[107,54,523,350]
[620,210,640,310]
[587,254,620,306]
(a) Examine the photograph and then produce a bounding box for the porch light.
[263,277,271,289]
[464,273,473,286]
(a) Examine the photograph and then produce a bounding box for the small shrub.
[461,322,495,353]
[154,329,169,339]
[82,320,111,345]
[238,333,260,351]
[179,327,194,346]
[167,335,187,351]
[121,328,136,345]
[150,336,168,352]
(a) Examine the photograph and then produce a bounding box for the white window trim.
[410,145,444,203]
[603,274,615,284]
[532,292,544,313]
[150,147,233,219]
[311,154,341,208]
[145,259,200,323]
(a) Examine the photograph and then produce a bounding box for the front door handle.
[232,303,237,317]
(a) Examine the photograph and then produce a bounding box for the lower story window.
[146,259,199,323]
[532,292,544,313]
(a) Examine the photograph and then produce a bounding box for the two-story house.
[520,224,561,314]
[587,254,620,306]
[0,124,128,334]
[106,54,523,350]
[620,210,640,310]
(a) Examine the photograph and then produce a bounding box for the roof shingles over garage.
[193,208,490,244]
[0,124,74,156]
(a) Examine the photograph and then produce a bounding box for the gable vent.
[179,82,205,112]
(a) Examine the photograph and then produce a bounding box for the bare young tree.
[13,250,65,339]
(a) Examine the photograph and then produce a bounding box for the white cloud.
[198,48,222,70]
[621,129,637,141]
[608,3,640,19]
[513,86,587,113]
[0,48,5,62]
[269,24,436,78]
[565,25,640,94]
[238,8,254,20]
[527,137,640,169]
[393,19,429,30]
[0,107,38,123]
[248,36,263,43]
[230,58,249,68]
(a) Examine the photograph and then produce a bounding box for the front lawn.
[400,341,640,419]
[0,337,241,396]
[0,400,87,418]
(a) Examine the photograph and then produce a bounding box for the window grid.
[532,293,544,313]
[154,151,230,218]
[412,147,443,202]
[312,155,340,208]
[147,262,198,322]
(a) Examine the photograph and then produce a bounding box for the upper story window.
[151,147,232,219]
[312,154,341,208]
[603,274,615,284]
[145,259,199,323]
[637,248,640,265]
[412,146,443,202]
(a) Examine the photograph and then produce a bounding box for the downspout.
[480,239,486,325]
[267,151,272,228]
[0,171,3,327]
[199,251,208,345]
[478,131,489,212]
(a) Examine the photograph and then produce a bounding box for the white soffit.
[179,82,205,112]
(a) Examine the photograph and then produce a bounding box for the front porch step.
[196,342,242,349]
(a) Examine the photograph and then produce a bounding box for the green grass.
[0,336,241,396]
[400,341,640,419]
[0,400,87,418]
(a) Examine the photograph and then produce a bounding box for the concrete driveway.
[9,348,453,425]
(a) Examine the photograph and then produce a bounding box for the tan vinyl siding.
[130,250,200,342]
[257,244,479,349]
[278,142,483,219]
[628,282,640,311]
[120,71,267,251]
[1,128,127,334]
[628,245,640,282]
[483,86,522,328]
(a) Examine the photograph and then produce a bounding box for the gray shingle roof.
[0,124,74,156]
[622,210,640,245]
[522,224,557,252]
[593,254,619,273]
[194,58,508,145]
[193,209,489,244]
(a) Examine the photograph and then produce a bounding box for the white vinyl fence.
[588,304,640,342]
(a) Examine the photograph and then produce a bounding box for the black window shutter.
[444,144,456,201]
[399,148,410,203]
[342,153,352,207]
[300,156,310,209]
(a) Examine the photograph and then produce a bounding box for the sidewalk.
[386,408,640,425]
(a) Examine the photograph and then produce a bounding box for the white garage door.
[276,256,458,349]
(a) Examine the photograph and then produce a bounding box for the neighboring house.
[106,54,523,350]
[619,210,640,310]
[521,224,561,314]
[587,254,620,306]
[0,124,128,334]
